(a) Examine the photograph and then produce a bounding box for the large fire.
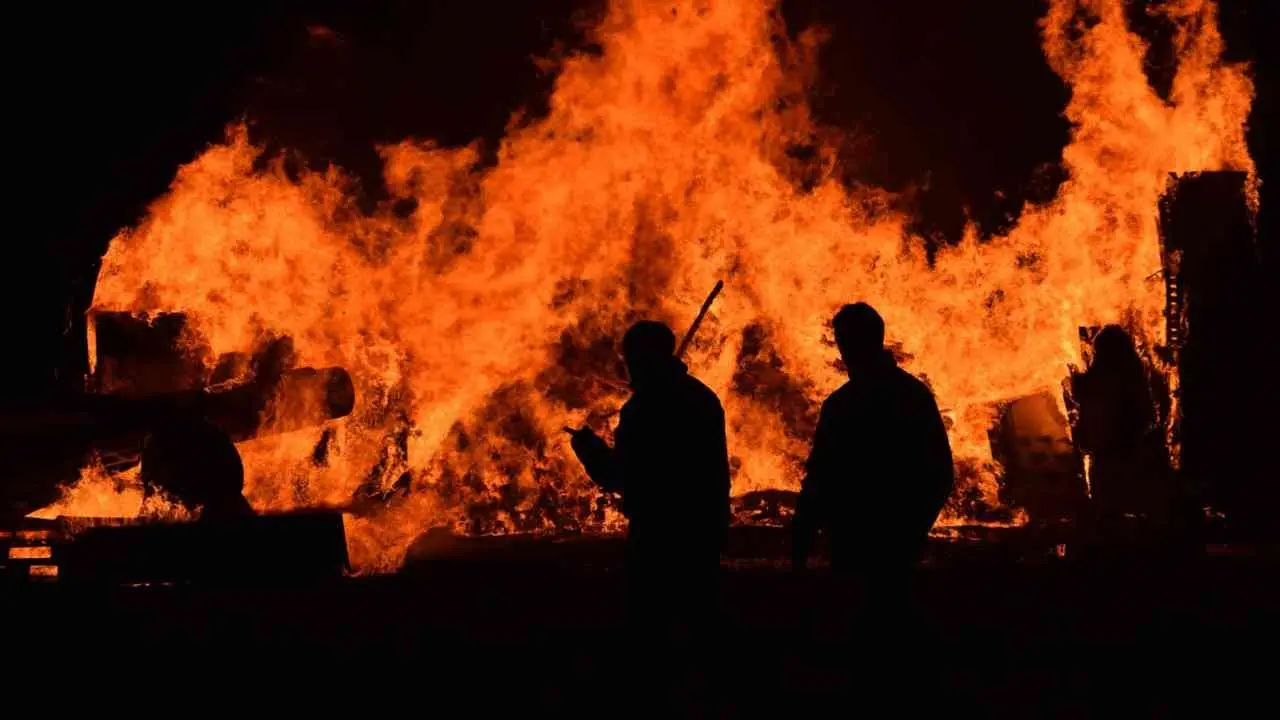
[52,0,1252,570]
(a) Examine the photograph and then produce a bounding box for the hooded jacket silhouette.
[1072,324,1172,523]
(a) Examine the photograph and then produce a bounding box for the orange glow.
[28,463,144,520]
[9,546,53,560]
[29,462,189,522]
[47,0,1252,570]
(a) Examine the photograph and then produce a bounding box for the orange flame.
[71,0,1252,570]
[28,461,190,521]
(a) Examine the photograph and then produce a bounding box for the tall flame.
[79,0,1253,570]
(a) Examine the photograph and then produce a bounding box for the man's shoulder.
[680,374,725,411]
[628,374,724,416]
[824,381,857,406]
[817,382,858,419]
[823,370,935,408]
[893,366,933,392]
[891,367,942,412]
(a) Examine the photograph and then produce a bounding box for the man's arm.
[569,428,623,494]
[793,401,834,571]
[918,390,955,522]
[711,403,732,545]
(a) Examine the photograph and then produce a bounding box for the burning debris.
[990,392,1083,523]
[7,312,354,524]
[23,0,1256,571]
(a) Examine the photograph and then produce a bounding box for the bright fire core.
[50,0,1254,570]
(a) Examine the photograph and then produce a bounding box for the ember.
[42,0,1253,571]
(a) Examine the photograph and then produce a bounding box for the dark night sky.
[6,0,1274,406]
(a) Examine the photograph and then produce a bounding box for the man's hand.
[564,426,621,493]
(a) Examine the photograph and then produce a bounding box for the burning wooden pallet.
[1,523,60,582]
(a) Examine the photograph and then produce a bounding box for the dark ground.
[6,531,1277,714]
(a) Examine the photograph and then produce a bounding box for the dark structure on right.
[792,303,955,581]
[1158,170,1274,540]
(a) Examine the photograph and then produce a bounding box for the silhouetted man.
[792,303,954,581]
[568,321,730,595]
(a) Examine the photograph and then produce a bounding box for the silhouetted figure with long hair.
[141,414,255,521]
[568,321,730,608]
[1072,325,1172,534]
[792,303,954,587]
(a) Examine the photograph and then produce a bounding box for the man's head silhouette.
[1093,324,1137,363]
[832,302,886,373]
[622,320,677,388]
